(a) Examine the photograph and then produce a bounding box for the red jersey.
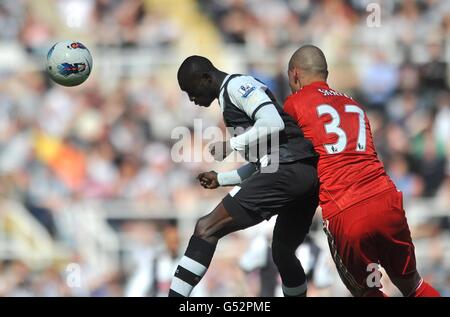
[284,81,396,220]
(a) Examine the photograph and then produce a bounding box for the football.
[46,40,93,87]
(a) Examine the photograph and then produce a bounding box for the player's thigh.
[228,159,318,220]
[219,159,318,241]
[324,204,381,296]
[195,200,263,241]
[273,193,319,249]
[375,190,420,294]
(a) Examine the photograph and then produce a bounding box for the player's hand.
[209,141,232,161]
[197,171,219,189]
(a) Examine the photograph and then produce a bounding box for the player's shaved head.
[177,55,217,89]
[289,45,328,80]
[177,55,227,107]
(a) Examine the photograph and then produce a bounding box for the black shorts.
[222,157,319,227]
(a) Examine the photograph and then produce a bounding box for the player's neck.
[213,71,228,96]
[301,77,327,89]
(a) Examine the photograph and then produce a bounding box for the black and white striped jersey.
[218,74,317,164]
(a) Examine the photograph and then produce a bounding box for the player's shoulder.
[284,88,318,116]
[227,75,265,99]
[284,89,306,106]
[285,92,298,103]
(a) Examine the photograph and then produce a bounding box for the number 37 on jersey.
[316,104,368,155]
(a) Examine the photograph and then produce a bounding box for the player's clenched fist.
[197,171,219,189]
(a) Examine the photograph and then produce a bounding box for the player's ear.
[201,72,212,83]
[294,69,299,84]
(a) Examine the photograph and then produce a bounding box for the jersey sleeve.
[217,162,259,186]
[227,76,273,120]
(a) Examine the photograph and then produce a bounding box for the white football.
[46,40,93,87]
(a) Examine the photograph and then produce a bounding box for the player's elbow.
[260,116,284,139]
[269,115,285,133]
[276,116,285,131]
[254,105,285,134]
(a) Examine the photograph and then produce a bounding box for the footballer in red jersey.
[284,45,440,297]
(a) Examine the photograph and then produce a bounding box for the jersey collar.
[302,81,329,90]
[220,74,232,91]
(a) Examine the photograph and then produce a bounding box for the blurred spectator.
[421,42,448,92]
[19,6,53,53]
[124,221,205,297]
[0,0,25,41]
[411,129,447,196]
[360,50,399,111]
[433,90,450,149]
[387,154,424,198]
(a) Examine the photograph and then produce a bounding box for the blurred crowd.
[0,0,449,296]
